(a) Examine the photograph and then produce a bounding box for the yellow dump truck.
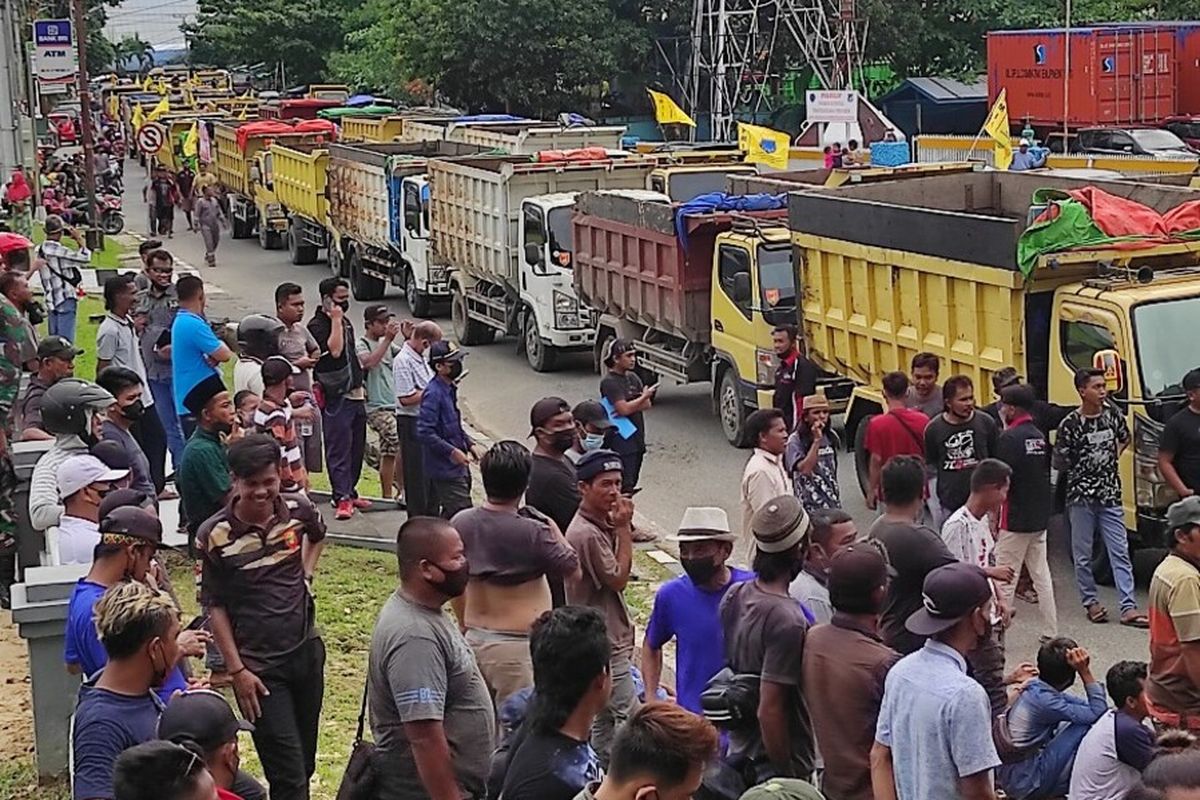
[791,170,1200,575]
[270,142,329,264]
[340,115,406,143]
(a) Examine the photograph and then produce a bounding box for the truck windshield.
[548,207,574,260]
[1134,296,1200,398]
[669,171,739,203]
[758,245,795,325]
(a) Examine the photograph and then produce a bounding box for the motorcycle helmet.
[236,314,284,361]
[41,378,115,441]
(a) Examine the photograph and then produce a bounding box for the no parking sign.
[137,122,167,155]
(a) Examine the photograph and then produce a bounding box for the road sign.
[32,20,76,84]
[137,122,167,155]
[805,90,858,124]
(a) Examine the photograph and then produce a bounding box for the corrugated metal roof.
[904,77,988,102]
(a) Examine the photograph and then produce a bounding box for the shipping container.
[988,25,1178,128]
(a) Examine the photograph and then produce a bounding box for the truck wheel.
[329,243,345,277]
[853,414,876,499]
[524,313,558,372]
[258,223,279,250]
[288,226,318,265]
[595,331,615,375]
[405,268,431,317]
[349,248,385,301]
[451,286,494,346]
[718,368,750,447]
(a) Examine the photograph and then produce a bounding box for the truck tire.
[718,368,750,447]
[349,248,385,301]
[329,242,345,277]
[853,414,876,499]
[1134,546,1168,587]
[405,268,432,318]
[288,225,318,265]
[523,312,558,372]
[451,286,494,346]
[594,330,616,375]
[258,223,280,250]
[231,215,249,239]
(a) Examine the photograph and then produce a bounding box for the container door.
[1137,28,1176,122]
[1096,29,1137,124]
[711,243,758,385]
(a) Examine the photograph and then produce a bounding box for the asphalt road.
[123,166,1154,677]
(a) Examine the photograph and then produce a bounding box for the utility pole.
[71,0,97,231]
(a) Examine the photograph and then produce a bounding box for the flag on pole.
[105,94,118,121]
[142,76,153,91]
[131,103,145,131]
[647,89,696,127]
[983,88,1013,170]
[147,96,170,121]
[182,121,199,157]
[737,122,790,170]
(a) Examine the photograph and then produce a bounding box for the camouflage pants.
[0,455,15,555]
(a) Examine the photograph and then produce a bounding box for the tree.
[328,0,401,93]
[113,35,154,73]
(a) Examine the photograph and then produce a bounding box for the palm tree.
[113,35,155,74]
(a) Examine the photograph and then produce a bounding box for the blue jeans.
[148,378,186,469]
[997,721,1092,799]
[1068,501,1136,612]
[48,298,77,341]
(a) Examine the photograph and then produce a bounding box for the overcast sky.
[103,0,195,50]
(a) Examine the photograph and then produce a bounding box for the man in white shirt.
[940,457,1014,715]
[54,454,128,564]
[738,408,793,567]
[37,215,90,342]
[393,320,442,517]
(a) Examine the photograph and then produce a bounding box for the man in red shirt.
[863,371,929,510]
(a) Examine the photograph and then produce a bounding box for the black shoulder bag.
[336,678,378,800]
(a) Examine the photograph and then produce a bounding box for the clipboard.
[600,396,637,440]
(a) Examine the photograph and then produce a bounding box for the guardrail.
[913,134,1199,176]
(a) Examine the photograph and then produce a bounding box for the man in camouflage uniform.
[0,285,25,607]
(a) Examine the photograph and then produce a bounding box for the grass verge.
[30,223,125,269]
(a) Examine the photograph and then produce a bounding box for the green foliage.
[327,0,400,93]
[112,35,154,73]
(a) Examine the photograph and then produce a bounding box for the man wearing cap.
[64,504,198,702]
[642,507,752,714]
[600,338,656,492]
[872,563,1001,800]
[55,453,129,564]
[1159,367,1200,502]
[420,340,482,519]
[357,305,405,503]
[720,495,816,780]
[37,214,89,340]
[158,690,257,800]
[569,399,614,464]
[566,448,638,765]
[178,375,236,548]
[16,334,79,441]
[394,319,442,517]
[253,357,308,493]
[803,544,899,800]
[135,249,187,471]
[1010,139,1046,171]
[738,408,793,567]
[527,396,586,607]
[1147,495,1200,732]
[309,277,369,521]
[785,392,840,514]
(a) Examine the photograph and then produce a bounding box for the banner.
[983,89,1013,171]
[647,89,695,127]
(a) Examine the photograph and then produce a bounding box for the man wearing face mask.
[29,378,117,534]
[177,375,236,550]
[569,400,614,464]
[872,562,1002,800]
[527,397,595,547]
[641,507,752,714]
[720,495,816,782]
[197,433,327,800]
[157,690,259,800]
[71,581,182,800]
[420,340,484,519]
[98,366,157,503]
[394,320,442,517]
[54,454,129,564]
[368,516,496,800]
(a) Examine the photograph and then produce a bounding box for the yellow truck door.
[711,241,770,440]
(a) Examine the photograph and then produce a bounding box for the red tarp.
[1068,186,1200,238]
[533,147,612,163]
[234,119,338,151]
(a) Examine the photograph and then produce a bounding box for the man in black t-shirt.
[527,397,585,537]
[771,324,817,431]
[923,375,998,524]
[490,606,609,800]
[599,339,656,492]
[1160,368,1200,499]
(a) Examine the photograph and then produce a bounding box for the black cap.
[827,543,893,610]
[37,335,84,360]
[603,338,634,367]
[261,356,295,387]
[91,439,132,471]
[905,562,992,636]
[575,448,624,481]
[428,340,466,365]
[991,367,1022,392]
[99,487,155,516]
[183,374,228,416]
[572,400,614,430]
[1185,368,1200,393]
[530,397,571,435]
[100,506,165,546]
[1000,383,1036,411]
[157,689,254,750]
[363,304,393,323]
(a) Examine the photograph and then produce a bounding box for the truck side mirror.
[733,271,751,304]
[524,242,544,267]
[1093,349,1124,392]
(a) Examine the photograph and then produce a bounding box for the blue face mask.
[582,432,605,452]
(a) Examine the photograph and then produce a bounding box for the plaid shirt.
[37,239,90,310]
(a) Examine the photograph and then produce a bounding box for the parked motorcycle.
[68,193,124,234]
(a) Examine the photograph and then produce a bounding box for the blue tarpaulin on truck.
[674,192,787,246]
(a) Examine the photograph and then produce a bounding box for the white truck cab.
[397,174,450,316]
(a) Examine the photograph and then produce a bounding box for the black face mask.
[447,361,464,381]
[120,399,145,421]
[433,562,470,598]
[335,300,350,312]
[681,557,719,586]
[546,429,575,453]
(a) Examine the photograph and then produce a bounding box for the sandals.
[1016,586,1040,605]
[1086,603,1109,624]
[1121,610,1150,629]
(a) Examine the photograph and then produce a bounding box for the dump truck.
[270,141,330,264]
[648,162,759,202]
[573,192,798,443]
[432,155,655,370]
[259,98,341,121]
[326,141,485,313]
[340,115,406,143]
[790,170,1200,576]
[401,118,626,154]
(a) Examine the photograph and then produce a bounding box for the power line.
[105,0,196,20]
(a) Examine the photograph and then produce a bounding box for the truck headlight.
[755,348,778,386]
[1134,412,1179,509]
[428,266,447,283]
[265,203,283,217]
[553,291,581,329]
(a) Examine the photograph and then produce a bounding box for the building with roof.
[878,77,988,137]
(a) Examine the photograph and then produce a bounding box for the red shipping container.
[1171,23,1200,116]
[988,26,1177,129]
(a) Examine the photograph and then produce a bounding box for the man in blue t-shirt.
[64,498,206,703]
[641,506,753,713]
[169,275,232,427]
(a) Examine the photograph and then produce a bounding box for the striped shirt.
[37,239,90,311]
[254,397,306,491]
[393,342,433,417]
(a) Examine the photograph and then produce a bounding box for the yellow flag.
[183,121,199,157]
[983,88,1013,170]
[105,94,118,121]
[647,89,695,127]
[147,96,170,121]
[737,122,790,171]
[142,75,152,91]
[131,103,145,131]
